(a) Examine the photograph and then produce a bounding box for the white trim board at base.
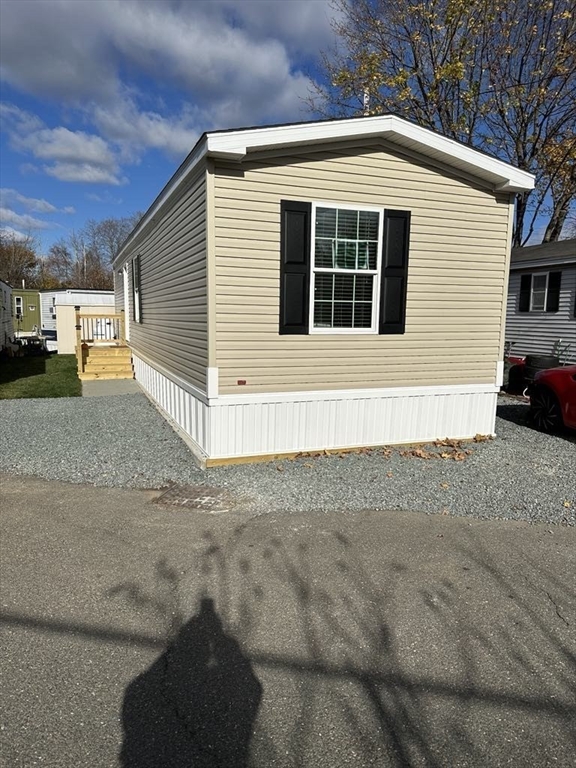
[133,354,499,462]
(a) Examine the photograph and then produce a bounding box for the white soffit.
[206,115,535,193]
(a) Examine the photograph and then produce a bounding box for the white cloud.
[0,207,51,230]
[44,162,125,185]
[0,188,75,214]
[90,98,199,159]
[86,192,123,204]
[0,226,29,241]
[0,0,340,191]
[0,0,332,136]
[16,126,114,166]
[2,105,124,185]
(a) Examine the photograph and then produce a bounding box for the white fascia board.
[114,115,535,267]
[207,115,535,193]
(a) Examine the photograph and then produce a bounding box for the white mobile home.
[40,289,115,332]
[113,115,534,465]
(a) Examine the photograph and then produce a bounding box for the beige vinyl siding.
[114,270,124,311]
[506,265,576,363]
[212,141,512,394]
[121,167,208,392]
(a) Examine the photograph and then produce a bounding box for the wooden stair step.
[84,359,133,368]
[82,347,132,358]
[84,365,134,374]
[79,371,135,381]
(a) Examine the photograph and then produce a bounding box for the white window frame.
[530,272,549,312]
[14,296,23,317]
[132,256,141,324]
[308,201,383,335]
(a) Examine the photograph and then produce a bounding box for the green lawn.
[0,354,82,399]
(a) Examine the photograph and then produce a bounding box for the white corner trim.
[211,382,499,407]
[206,367,219,399]
[496,361,504,388]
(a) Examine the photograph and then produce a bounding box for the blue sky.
[0,0,338,252]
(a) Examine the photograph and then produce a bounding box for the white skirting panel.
[209,390,498,459]
[133,353,498,462]
[133,354,210,457]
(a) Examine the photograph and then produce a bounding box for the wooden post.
[74,305,83,375]
[119,309,126,345]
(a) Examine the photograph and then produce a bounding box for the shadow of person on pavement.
[120,597,262,768]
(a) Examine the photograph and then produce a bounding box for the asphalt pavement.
[1,473,575,767]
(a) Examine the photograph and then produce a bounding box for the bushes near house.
[0,354,82,399]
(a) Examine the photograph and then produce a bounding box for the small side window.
[132,255,142,323]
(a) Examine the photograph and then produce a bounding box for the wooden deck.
[75,308,134,381]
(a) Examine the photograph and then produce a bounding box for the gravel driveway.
[0,393,574,525]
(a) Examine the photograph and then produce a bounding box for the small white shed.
[53,290,115,353]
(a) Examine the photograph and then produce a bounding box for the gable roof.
[114,114,535,266]
[510,239,576,270]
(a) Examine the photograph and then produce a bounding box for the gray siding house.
[113,114,534,465]
[506,239,576,364]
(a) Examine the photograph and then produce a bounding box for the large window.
[279,199,410,336]
[311,205,381,332]
[14,296,23,317]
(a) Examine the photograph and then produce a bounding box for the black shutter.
[546,271,561,312]
[379,209,410,334]
[279,200,311,334]
[519,274,531,312]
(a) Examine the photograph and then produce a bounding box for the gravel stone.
[0,393,574,525]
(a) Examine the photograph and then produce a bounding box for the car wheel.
[530,386,563,432]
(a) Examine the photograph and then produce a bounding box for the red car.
[528,365,576,432]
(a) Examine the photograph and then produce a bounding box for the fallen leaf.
[276,465,284,472]
[386,472,394,478]
[440,482,450,489]
[563,500,572,508]
[303,463,313,469]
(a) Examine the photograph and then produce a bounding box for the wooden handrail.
[74,305,83,374]
[76,310,127,347]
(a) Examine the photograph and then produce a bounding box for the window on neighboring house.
[519,271,561,313]
[279,200,410,335]
[132,255,142,323]
[14,296,23,317]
